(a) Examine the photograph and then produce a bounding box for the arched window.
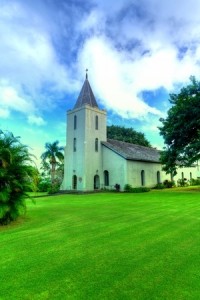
[73,138,76,152]
[72,175,77,190]
[104,170,109,186]
[95,115,98,130]
[95,138,98,152]
[74,115,77,130]
[141,170,145,186]
[157,171,161,184]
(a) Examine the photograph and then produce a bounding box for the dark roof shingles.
[74,78,99,109]
[102,139,161,162]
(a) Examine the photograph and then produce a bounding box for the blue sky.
[1,0,200,166]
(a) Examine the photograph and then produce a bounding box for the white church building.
[61,73,198,191]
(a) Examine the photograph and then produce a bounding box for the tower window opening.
[73,138,77,152]
[95,115,98,130]
[95,138,98,152]
[74,115,77,130]
[72,175,77,190]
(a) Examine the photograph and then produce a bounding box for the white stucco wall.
[101,148,199,190]
[62,104,107,191]
[197,161,200,178]
[102,146,127,190]
[126,160,169,188]
[173,166,198,184]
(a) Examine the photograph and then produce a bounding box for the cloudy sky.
[1,0,200,165]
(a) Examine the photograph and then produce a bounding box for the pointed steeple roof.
[74,70,99,109]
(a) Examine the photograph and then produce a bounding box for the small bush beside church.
[177,178,189,187]
[153,180,175,189]
[124,184,150,193]
[190,178,200,186]
[163,180,175,188]
[153,183,165,189]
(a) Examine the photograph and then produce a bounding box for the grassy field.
[1,189,200,300]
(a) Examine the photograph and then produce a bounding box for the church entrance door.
[94,175,100,190]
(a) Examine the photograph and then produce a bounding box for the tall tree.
[107,125,151,147]
[159,76,200,175]
[0,130,34,224]
[41,141,64,184]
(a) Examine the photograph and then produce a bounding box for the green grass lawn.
[1,189,200,300]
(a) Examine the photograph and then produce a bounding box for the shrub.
[114,184,120,191]
[38,178,51,192]
[163,180,174,188]
[124,184,150,193]
[177,178,189,187]
[48,183,60,194]
[153,183,165,189]
[124,184,132,192]
[190,178,200,186]
[131,187,150,193]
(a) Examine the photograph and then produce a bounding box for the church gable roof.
[74,74,99,109]
[102,139,161,163]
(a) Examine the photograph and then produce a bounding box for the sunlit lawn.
[1,189,200,299]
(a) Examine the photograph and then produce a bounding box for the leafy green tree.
[28,166,40,192]
[41,141,64,184]
[107,125,151,147]
[0,130,34,225]
[159,76,200,175]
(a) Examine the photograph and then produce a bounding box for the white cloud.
[0,82,46,126]
[0,1,79,118]
[1,0,200,126]
[76,0,200,119]
[28,115,46,126]
[0,107,10,118]
[78,37,191,119]
[79,10,105,33]
[2,0,200,153]
[0,83,34,113]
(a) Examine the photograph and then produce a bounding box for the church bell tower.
[61,71,107,191]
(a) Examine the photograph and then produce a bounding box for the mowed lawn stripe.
[0,191,200,300]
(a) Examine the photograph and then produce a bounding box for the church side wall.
[102,146,127,190]
[127,160,170,188]
[127,161,197,188]
[173,166,197,184]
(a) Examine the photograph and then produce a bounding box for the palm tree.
[0,130,34,224]
[41,141,64,184]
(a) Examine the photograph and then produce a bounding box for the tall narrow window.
[95,115,98,130]
[72,175,77,190]
[73,138,76,152]
[190,172,192,180]
[157,171,161,184]
[104,170,109,186]
[74,115,77,130]
[181,172,184,179]
[95,138,98,152]
[141,170,145,186]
